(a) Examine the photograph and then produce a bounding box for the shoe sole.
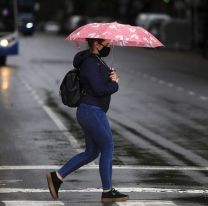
[102,196,129,203]
[46,173,58,200]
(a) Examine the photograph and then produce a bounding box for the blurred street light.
[163,0,171,4]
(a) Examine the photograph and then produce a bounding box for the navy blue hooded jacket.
[73,49,119,112]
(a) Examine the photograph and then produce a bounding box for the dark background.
[29,0,208,56]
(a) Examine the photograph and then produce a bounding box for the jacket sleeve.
[83,58,119,97]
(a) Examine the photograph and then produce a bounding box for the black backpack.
[59,68,84,107]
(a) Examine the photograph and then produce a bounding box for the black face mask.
[98,46,111,57]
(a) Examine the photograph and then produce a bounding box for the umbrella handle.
[110,45,115,69]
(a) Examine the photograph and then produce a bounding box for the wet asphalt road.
[0,33,208,206]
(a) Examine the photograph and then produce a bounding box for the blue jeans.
[58,103,114,190]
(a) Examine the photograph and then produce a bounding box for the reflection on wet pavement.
[0,67,11,91]
[0,66,14,109]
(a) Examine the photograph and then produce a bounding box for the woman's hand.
[109,68,119,83]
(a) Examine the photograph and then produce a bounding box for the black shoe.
[46,172,63,200]
[101,188,129,203]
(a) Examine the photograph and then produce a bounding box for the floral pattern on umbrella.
[67,22,164,48]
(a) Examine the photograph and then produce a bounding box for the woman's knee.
[100,145,113,157]
[85,149,100,160]
[102,142,114,152]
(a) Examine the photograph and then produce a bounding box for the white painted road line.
[2,201,64,206]
[151,77,157,82]
[0,187,208,194]
[0,180,23,186]
[158,80,165,84]
[20,78,82,153]
[1,200,177,206]
[0,180,23,184]
[117,200,177,206]
[177,87,184,91]
[20,78,96,166]
[139,71,208,102]
[1,165,208,171]
[200,96,208,101]
[188,91,195,96]
[167,83,174,88]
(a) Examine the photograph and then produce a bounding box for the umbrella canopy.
[66,22,164,48]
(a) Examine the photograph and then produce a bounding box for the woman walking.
[46,38,129,203]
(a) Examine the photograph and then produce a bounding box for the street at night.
[0,33,208,205]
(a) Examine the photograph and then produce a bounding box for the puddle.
[140,170,202,186]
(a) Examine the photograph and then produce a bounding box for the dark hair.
[86,38,104,50]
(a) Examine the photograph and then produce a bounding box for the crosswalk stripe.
[0,187,207,194]
[1,165,208,171]
[1,200,177,206]
[118,201,177,206]
[2,201,64,206]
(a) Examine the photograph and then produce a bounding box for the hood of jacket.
[73,49,92,68]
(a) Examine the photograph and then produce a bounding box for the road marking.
[167,83,174,88]
[159,80,165,85]
[117,200,177,206]
[111,113,208,168]
[143,74,149,79]
[2,201,64,206]
[1,200,177,206]
[0,180,23,186]
[188,91,195,96]
[176,86,184,91]
[151,77,157,82]
[1,165,208,171]
[0,187,207,194]
[110,113,208,185]
[19,78,95,165]
[138,72,208,102]
[21,78,82,153]
[0,180,23,183]
[200,96,208,101]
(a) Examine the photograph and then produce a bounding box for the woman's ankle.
[56,171,63,181]
[103,189,111,193]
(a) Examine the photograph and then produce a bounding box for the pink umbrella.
[66,22,164,48]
